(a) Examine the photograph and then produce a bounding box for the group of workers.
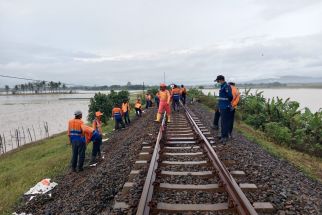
[67,77,238,172]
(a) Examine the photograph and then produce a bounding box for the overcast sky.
[1,0,322,86]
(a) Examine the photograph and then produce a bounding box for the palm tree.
[5,85,10,94]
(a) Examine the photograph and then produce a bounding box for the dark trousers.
[135,108,142,117]
[172,98,180,111]
[115,117,125,129]
[181,93,186,105]
[146,100,152,109]
[228,109,235,136]
[92,136,102,157]
[220,108,232,139]
[71,139,86,170]
[123,111,130,124]
[213,109,221,127]
[155,99,159,108]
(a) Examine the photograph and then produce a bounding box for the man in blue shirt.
[215,75,233,144]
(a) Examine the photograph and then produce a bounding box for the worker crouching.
[155,83,171,123]
[68,110,85,172]
[81,124,101,164]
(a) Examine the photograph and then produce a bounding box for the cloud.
[1,34,322,86]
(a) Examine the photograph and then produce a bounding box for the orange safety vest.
[122,102,130,113]
[112,107,123,117]
[81,124,94,144]
[158,90,171,103]
[231,85,240,109]
[68,118,84,137]
[135,101,142,109]
[92,118,102,135]
[171,88,181,96]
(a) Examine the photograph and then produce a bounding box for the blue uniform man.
[215,75,233,144]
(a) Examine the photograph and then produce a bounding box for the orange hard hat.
[160,83,166,87]
[95,111,103,117]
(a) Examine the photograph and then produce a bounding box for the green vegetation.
[87,90,130,123]
[188,88,322,181]
[0,134,70,214]
[236,122,322,182]
[239,89,322,156]
[10,81,68,95]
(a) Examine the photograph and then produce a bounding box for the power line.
[0,74,79,86]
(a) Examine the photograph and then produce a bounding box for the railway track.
[114,105,273,214]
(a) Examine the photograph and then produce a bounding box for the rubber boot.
[167,115,171,123]
[154,113,161,122]
[89,156,97,165]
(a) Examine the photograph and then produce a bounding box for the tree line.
[4,81,68,94]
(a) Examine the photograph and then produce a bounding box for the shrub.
[88,90,130,123]
[264,122,292,146]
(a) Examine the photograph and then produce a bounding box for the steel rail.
[136,112,167,215]
[182,104,258,215]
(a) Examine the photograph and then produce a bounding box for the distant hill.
[249,75,322,84]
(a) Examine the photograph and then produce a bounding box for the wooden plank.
[164,146,200,150]
[157,203,230,212]
[253,202,274,212]
[159,183,223,191]
[164,152,203,156]
[239,183,257,191]
[161,170,213,176]
[113,201,130,209]
[161,160,208,165]
[166,141,196,144]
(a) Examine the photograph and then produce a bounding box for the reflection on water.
[0,93,91,152]
[202,88,322,112]
[0,90,140,153]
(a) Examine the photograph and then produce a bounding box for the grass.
[236,122,322,182]
[0,104,142,215]
[0,133,70,214]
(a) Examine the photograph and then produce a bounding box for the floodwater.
[202,88,322,112]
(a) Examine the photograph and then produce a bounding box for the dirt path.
[16,108,160,215]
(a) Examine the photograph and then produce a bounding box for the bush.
[88,90,129,123]
[264,122,292,146]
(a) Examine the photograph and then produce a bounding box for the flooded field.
[202,88,322,113]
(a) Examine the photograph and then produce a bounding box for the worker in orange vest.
[155,83,171,123]
[171,84,181,111]
[122,99,131,125]
[81,124,101,165]
[68,110,85,172]
[112,104,125,130]
[180,84,187,105]
[91,111,103,164]
[135,98,142,117]
[228,82,240,138]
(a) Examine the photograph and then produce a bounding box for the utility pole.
[163,72,166,83]
[143,82,145,95]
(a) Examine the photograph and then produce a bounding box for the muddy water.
[202,88,322,112]
[0,90,142,152]
[0,93,90,151]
